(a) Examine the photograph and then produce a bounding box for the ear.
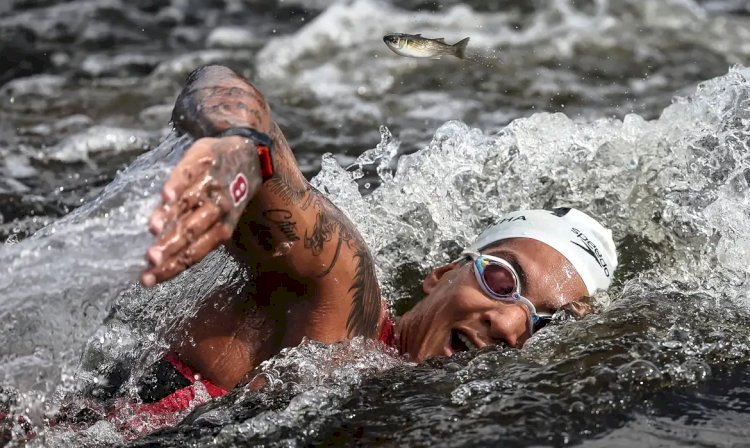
[559,296,595,318]
[422,262,459,294]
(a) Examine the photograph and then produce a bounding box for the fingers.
[148,177,220,235]
[141,221,232,287]
[184,200,224,241]
[149,203,178,236]
[147,201,224,266]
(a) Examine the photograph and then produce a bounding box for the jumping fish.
[383,33,470,60]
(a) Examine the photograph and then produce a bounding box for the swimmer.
[136,65,618,411]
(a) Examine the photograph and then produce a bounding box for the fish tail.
[452,37,470,59]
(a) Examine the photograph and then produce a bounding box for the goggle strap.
[517,296,538,336]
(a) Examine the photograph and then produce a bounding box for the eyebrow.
[482,249,529,292]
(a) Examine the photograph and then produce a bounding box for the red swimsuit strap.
[164,353,229,399]
[378,311,397,348]
[127,354,229,418]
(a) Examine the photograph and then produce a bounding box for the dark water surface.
[2,0,750,446]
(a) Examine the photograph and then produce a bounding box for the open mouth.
[450,329,477,353]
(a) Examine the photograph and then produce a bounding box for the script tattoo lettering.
[263,209,300,242]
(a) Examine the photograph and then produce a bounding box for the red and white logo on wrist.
[230,173,249,206]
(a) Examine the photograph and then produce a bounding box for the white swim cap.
[467,208,617,295]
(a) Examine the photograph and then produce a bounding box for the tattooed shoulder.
[347,246,380,337]
[302,190,381,336]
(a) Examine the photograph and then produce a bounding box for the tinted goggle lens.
[478,258,517,297]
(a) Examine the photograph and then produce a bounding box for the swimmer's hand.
[140,136,262,287]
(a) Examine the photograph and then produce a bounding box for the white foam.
[312,65,750,304]
[48,126,154,163]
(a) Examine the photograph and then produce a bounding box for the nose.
[481,304,530,347]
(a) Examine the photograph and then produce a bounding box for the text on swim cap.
[570,228,610,277]
[497,215,526,224]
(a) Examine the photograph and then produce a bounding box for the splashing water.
[0,134,183,398]
[0,64,745,447]
[2,0,750,446]
[316,66,750,308]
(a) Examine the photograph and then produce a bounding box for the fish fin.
[452,37,470,59]
[434,38,446,43]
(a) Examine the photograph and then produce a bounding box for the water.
[1,0,750,446]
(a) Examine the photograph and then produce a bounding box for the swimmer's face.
[396,238,588,362]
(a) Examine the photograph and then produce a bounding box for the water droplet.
[618,359,662,386]
[569,401,585,413]
[661,340,682,349]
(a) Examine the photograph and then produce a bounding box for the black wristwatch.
[212,127,274,182]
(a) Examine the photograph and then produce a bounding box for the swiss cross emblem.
[230,173,248,206]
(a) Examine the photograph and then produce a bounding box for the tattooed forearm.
[262,124,310,205]
[199,85,266,105]
[266,177,308,204]
[262,209,300,242]
[346,247,380,337]
[299,193,315,211]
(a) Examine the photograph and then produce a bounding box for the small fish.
[383,33,470,60]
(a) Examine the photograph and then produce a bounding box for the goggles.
[460,250,553,336]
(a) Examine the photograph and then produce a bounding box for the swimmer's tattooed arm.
[142,65,382,340]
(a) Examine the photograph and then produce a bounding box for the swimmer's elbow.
[171,65,271,138]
